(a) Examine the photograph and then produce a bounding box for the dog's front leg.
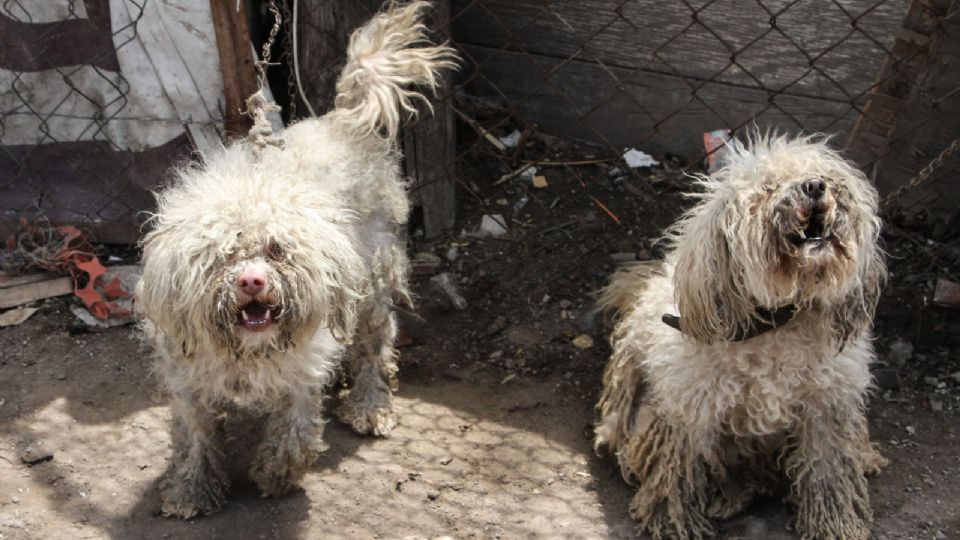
[249,389,327,497]
[787,407,873,540]
[338,289,399,436]
[623,406,715,540]
[159,392,229,519]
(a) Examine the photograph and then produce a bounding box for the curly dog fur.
[595,134,887,539]
[136,1,456,519]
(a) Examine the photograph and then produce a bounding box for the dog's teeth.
[241,310,249,321]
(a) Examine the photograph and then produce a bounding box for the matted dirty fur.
[595,134,887,540]
[136,1,456,519]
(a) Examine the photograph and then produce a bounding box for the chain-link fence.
[2,0,958,250]
[0,0,223,246]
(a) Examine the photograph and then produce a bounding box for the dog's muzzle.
[787,178,834,248]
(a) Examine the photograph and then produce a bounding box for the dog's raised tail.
[595,262,662,323]
[331,1,458,144]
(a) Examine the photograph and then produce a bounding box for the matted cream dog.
[596,134,886,539]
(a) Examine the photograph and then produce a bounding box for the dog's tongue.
[240,302,272,331]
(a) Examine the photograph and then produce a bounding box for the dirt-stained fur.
[136,2,457,519]
[595,134,887,539]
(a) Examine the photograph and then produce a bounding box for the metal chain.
[245,0,285,160]
[279,0,298,119]
[255,0,283,88]
[882,137,960,209]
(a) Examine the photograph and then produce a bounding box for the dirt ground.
[1,141,959,539]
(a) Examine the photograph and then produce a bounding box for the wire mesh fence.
[0,0,222,247]
[1,0,958,254]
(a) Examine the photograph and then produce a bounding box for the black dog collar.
[661,304,799,341]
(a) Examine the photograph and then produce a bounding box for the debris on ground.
[0,275,72,310]
[571,335,594,349]
[470,215,508,238]
[622,148,659,168]
[885,338,914,366]
[933,278,960,307]
[411,252,443,275]
[69,265,140,327]
[428,273,468,311]
[498,130,522,149]
[2,221,137,323]
[532,175,548,188]
[0,306,40,327]
[703,129,731,171]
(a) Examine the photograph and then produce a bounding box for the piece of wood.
[298,0,457,237]
[0,272,59,289]
[0,277,72,309]
[403,0,456,237]
[846,0,942,171]
[866,0,960,213]
[210,0,259,139]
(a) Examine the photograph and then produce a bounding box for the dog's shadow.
[107,400,366,539]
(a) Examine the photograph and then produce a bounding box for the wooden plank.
[210,0,259,139]
[298,0,458,237]
[295,0,383,117]
[460,44,857,158]
[846,0,941,169]
[451,0,906,102]
[0,273,59,289]
[403,0,457,237]
[0,277,72,309]
[871,0,960,212]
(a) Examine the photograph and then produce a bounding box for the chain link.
[882,137,960,209]
[255,0,283,88]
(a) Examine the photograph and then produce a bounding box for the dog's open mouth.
[788,213,832,248]
[237,301,276,332]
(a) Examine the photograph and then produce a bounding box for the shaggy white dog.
[595,135,887,539]
[136,2,456,519]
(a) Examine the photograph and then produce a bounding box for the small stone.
[477,214,508,237]
[885,339,913,365]
[531,175,548,188]
[873,368,900,390]
[930,399,943,412]
[426,491,440,501]
[923,376,940,386]
[934,530,947,540]
[10,496,20,504]
[572,335,594,349]
[440,457,453,466]
[905,425,917,437]
[19,445,53,466]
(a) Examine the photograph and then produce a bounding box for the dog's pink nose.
[237,269,267,296]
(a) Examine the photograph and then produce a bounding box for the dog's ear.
[829,220,885,348]
[308,228,368,345]
[672,198,755,344]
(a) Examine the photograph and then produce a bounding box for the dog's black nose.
[802,178,827,200]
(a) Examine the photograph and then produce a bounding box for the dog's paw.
[338,400,398,436]
[792,477,871,540]
[159,473,228,519]
[632,489,714,540]
[250,426,326,498]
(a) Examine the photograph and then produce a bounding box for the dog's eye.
[267,242,285,260]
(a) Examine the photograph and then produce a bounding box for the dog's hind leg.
[338,244,408,436]
[786,405,873,540]
[338,290,399,436]
[159,392,229,519]
[250,388,328,496]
